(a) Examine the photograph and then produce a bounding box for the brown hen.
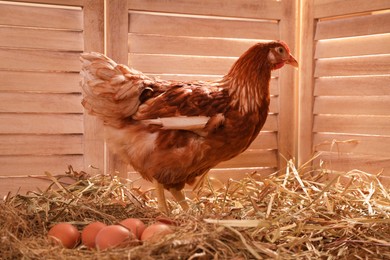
[81,41,298,213]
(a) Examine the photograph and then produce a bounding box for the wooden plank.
[128,12,279,39]
[208,167,277,183]
[128,34,261,57]
[0,177,52,198]
[0,27,83,51]
[0,71,80,93]
[314,96,390,116]
[313,115,390,136]
[269,96,279,114]
[313,151,390,179]
[314,55,390,77]
[0,134,83,155]
[216,149,278,168]
[314,133,390,157]
[314,76,390,96]
[0,155,83,176]
[262,114,278,132]
[314,0,390,19]
[106,0,131,178]
[277,0,298,163]
[9,0,84,6]
[129,53,237,75]
[0,93,83,113]
[0,2,83,30]
[248,132,278,150]
[0,49,81,72]
[315,12,390,40]
[106,0,129,64]
[298,0,316,166]
[0,114,83,134]
[82,0,105,172]
[315,33,390,58]
[128,0,283,20]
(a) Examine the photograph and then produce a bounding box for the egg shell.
[119,218,146,239]
[81,221,107,249]
[48,223,80,249]
[141,223,173,242]
[95,225,135,250]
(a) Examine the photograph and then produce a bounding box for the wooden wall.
[0,0,389,197]
[299,0,390,184]
[0,0,104,197]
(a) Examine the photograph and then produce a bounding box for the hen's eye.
[276,47,285,54]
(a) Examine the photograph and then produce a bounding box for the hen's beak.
[286,54,298,68]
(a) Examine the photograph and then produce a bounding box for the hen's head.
[267,41,298,70]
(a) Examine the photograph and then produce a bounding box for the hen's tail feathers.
[80,52,153,128]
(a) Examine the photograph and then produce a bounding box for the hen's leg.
[153,179,169,214]
[169,188,189,211]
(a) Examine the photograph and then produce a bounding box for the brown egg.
[119,218,146,239]
[48,222,80,249]
[95,225,135,250]
[81,221,107,249]
[141,223,173,242]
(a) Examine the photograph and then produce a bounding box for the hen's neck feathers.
[221,43,271,115]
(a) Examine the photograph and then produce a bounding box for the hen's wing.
[133,81,231,134]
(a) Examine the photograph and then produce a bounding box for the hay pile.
[1,162,390,259]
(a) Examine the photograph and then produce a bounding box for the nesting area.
[1,161,389,260]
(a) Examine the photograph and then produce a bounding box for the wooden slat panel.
[216,150,278,168]
[0,49,81,72]
[314,0,390,19]
[314,151,390,180]
[314,96,390,115]
[315,12,390,40]
[0,27,83,51]
[0,93,83,113]
[248,132,278,150]
[130,53,279,77]
[0,114,83,134]
[129,34,262,56]
[314,55,390,77]
[0,155,83,176]
[315,34,390,58]
[129,13,279,39]
[0,134,83,155]
[314,133,390,157]
[313,115,390,136]
[128,0,282,20]
[314,76,390,96]
[0,2,83,30]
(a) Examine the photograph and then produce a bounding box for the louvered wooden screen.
[124,0,297,185]
[0,0,104,197]
[299,0,390,184]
